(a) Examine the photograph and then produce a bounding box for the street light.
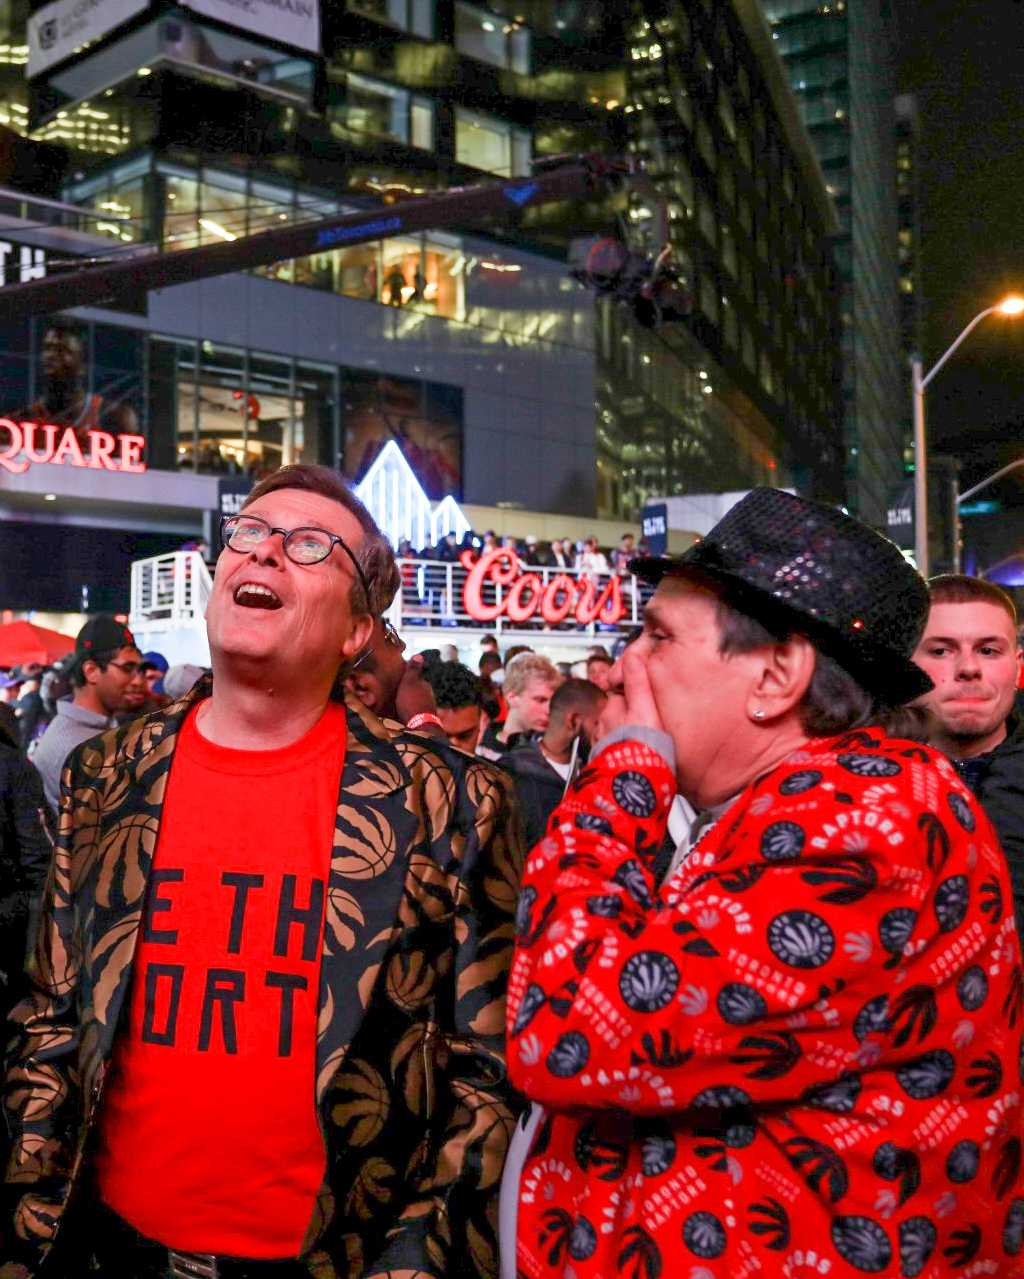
[912,294,1024,576]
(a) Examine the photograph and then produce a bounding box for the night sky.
[898,0,1024,488]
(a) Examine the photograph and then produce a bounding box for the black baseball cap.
[75,615,137,664]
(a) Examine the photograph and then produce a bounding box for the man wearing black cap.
[31,615,144,812]
[505,489,1024,1277]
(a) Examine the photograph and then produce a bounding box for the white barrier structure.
[129,551,213,665]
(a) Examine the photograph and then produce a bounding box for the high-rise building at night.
[606,0,842,518]
[0,0,842,610]
[761,0,902,527]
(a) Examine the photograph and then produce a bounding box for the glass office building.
[1,0,841,530]
[761,0,902,527]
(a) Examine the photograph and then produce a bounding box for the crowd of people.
[1,467,1023,1276]
[396,528,648,573]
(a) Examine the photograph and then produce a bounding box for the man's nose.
[250,534,285,565]
[954,651,981,678]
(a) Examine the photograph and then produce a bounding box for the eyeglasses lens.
[284,530,332,565]
[226,518,266,551]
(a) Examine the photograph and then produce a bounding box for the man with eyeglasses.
[4,464,522,1279]
[31,613,144,812]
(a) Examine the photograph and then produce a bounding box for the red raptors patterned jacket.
[507,728,1024,1278]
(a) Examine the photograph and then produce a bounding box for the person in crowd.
[585,652,613,691]
[481,635,499,656]
[504,488,1024,1276]
[502,678,606,849]
[4,464,520,1279]
[574,536,609,577]
[548,538,571,570]
[31,615,144,813]
[522,536,543,567]
[141,652,169,696]
[482,530,499,553]
[138,657,171,714]
[913,574,1024,933]
[505,644,533,662]
[344,617,445,739]
[13,670,47,753]
[162,663,207,702]
[0,703,52,1017]
[479,652,560,759]
[439,642,459,663]
[38,659,72,726]
[479,651,507,725]
[609,531,636,575]
[423,660,488,753]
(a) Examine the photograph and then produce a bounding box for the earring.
[753,708,766,720]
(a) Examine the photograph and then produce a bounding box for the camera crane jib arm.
[0,156,632,320]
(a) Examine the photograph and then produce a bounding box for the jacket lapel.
[84,677,211,1068]
[315,698,416,1100]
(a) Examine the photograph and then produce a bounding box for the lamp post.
[911,294,1024,577]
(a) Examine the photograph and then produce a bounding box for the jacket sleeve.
[506,736,996,1116]
[975,753,1024,936]
[9,758,54,901]
[3,754,88,1265]
[364,761,524,1279]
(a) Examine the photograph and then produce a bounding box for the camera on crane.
[571,236,691,328]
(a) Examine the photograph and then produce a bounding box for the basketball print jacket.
[507,728,1024,1277]
[4,676,523,1278]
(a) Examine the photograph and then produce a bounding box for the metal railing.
[0,185,134,236]
[130,552,212,629]
[389,557,653,639]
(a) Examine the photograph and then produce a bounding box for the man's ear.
[745,635,816,723]
[80,659,99,687]
[342,613,374,662]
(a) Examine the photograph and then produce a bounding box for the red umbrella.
[0,620,76,668]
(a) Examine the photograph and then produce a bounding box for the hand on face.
[596,647,664,740]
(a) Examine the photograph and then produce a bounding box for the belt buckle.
[168,1250,219,1279]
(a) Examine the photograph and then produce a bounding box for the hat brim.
[631,555,933,706]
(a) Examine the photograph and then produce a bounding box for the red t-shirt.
[95,702,348,1258]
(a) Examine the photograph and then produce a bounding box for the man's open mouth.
[233,582,283,610]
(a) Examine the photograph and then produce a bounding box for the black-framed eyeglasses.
[107,660,144,677]
[220,514,371,609]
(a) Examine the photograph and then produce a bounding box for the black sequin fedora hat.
[630,487,933,705]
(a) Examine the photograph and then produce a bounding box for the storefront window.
[455,2,530,74]
[165,341,334,476]
[455,108,531,177]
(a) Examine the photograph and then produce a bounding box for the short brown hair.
[243,464,399,615]
[927,574,1017,627]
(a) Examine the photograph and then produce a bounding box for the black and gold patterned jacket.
[3,676,523,1277]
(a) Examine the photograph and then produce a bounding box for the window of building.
[347,0,434,37]
[721,227,737,278]
[717,84,736,142]
[697,191,717,246]
[455,2,530,74]
[696,119,716,172]
[718,156,735,208]
[168,341,335,477]
[455,108,531,176]
[330,72,435,149]
[699,276,719,325]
